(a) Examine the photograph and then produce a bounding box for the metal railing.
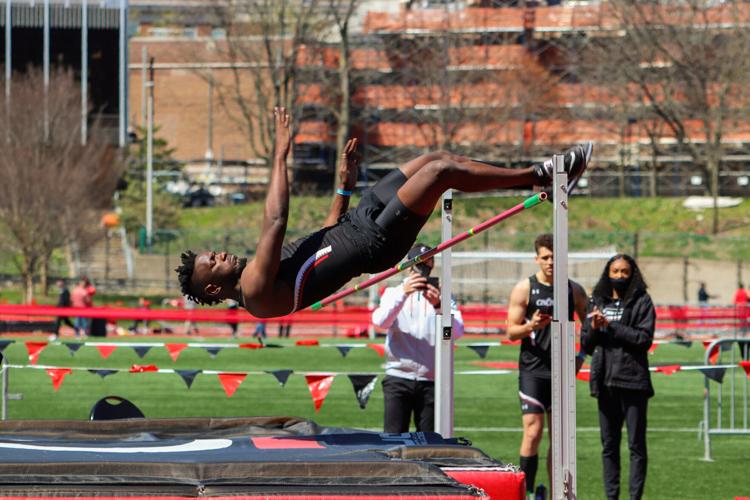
[700,338,750,461]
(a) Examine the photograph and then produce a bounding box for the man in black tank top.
[175,107,593,318]
[506,234,588,497]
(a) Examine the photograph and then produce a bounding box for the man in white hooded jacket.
[371,243,464,433]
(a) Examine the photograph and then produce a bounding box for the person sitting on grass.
[176,107,592,318]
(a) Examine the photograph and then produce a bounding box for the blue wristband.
[336,188,352,196]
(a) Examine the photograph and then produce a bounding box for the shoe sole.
[567,141,592,194]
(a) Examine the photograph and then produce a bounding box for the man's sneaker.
[532,142,592,192]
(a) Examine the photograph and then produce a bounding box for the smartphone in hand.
[427,277,439,288]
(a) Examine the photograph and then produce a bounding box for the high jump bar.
[310,191,548,311]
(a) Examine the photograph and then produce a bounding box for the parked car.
[182,187,216,208]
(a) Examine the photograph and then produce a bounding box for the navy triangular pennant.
[267,369,293,387]
[336,345,353,358]
[0,340,12,353]
[263,343,283,349]
[467,345,490,359]
[740,343,749,360]
[64,342,83,356]
[720,342,734,352]
[132,346,153,359]
[203,346,223,358]
[348,374,378,410]
[88,369,118,379]
[176,369,202,389]
[699,367,727,384]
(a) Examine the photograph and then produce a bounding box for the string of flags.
[2,363,511,412]
[0,337,734,366]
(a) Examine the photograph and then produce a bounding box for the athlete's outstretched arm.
[243,107,291,299]
[324,138,359,227]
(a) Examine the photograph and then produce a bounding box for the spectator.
[130,297,151,334]
[253,321,267,340]
[697,282,716,306]
[371,243,464,433]
[278,320,292,338]
[53,279,74,338]
[70,278,92,337]
[183,295,199,335]
[506,234,587,497]
[581,254,655,500]
[734,282,749,336]
[227,299,240,337]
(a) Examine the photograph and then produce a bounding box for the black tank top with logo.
[520,274,575,378]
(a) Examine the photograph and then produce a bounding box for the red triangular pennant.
[96,345,117,360]
[305,374,335,412]
[165,343,188,362]
[702,341,720,365]
[296,339,319,347]
[576,370,591,382]
[46,368,72,391]
[655,364,681,375]
[500,339,521,346]
[239,343,264,349]
[740,361,750,379]
[648,344,658,355]
[129,364,158,373]
[367,343,385,357]
[218,373,247,397]
[25,341,48,365]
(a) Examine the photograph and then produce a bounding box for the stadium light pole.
[146,57,154,248]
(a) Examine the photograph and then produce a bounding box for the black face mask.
[610,277,631,296]
[415,263,432,277]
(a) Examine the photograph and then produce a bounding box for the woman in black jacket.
[581,254,655,500]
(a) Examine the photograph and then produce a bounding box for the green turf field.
[1,336,747,499]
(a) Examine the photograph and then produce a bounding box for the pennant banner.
[46,368,72,391]
[96,345,117,360]
[25,341,48,365]
[703,341,720,365]
[296,339,319,347]
[698,367,727,383]
[0,340,12,353]
[467,345,490,359]
[576,371,591,382]
[132,346,153,359]
[239,343,264,350]
[165,343,188,362]
[348,375,377,410]
[218,373,247,397]
[129,364,158,373]
[305,374,335,412]
[367,344,385,357]
[203,346,223,358]
[335,346,353,358]
[64,342,83,356]
[267,369,293,387]
[648,344,658,355]
[176,369,201,389]
[740,361,750,379]
[655,365,681,375]
[88,369,118,379]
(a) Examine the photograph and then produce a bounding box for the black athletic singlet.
[520,274,575,379]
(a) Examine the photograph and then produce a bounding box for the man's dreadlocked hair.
[175,250,223,306]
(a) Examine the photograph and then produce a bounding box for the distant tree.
[585,0,750,233]
[118,125,182,240]
[0,68,122,302]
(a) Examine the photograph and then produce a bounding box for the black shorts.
[349,169,429,273]
[519,372,551,414]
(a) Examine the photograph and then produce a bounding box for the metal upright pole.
[146,57,154,248]
[1,363,7,420]
[118,0,128,147]
[435,189,454,437]
[5,0,11,142]
[81,0,88,145]
[141,46,147,129]
[551,154,576,499]
[43,0,50,141]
